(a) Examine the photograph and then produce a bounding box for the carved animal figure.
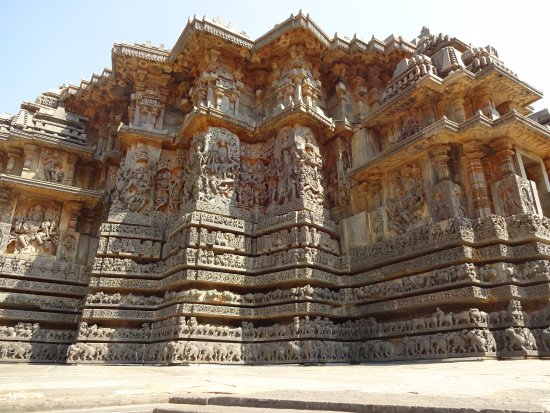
[431,334,447,355]
[447,332,468,353]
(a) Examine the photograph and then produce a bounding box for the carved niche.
[7,199,61,255]
[325,138,351,212]
[129,89,165,132]
[40,149,66,183]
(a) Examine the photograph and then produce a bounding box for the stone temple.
[0,13,549,365]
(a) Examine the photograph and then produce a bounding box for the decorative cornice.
[0,174,103,206]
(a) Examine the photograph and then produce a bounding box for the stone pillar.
[491,138,516,179]
[5,148,22,174]
[446,96,466,123]
[490,138,541,216]
[463,141,492,218]
[335,81,348,121]
[21,144,38,178]
[58,201,82,262]
[366,171,386,244]
[430,144,464,221]
[292,74,304,105]
[65,153,78,186]
[0,189,16,252]
[431,144,452,182]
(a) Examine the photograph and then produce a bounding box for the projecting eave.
[363,65,543,129]
[167,12,416,66]
[349,110,550,182]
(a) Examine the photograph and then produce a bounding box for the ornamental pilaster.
[490,138,541,216]
[463,141,491,218]
[430,144,464,220]
[65,153,78,186]
[21,144,38,179]
[5,148,22,174]
[490,137,516,179]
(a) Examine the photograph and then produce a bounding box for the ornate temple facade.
[1,13,550,364]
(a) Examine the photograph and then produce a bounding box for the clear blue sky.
[1,0,548,115]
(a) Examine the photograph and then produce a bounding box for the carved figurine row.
[77,301,550,344]
[349,213,550,272]
[93,244,348,275]
[108,127,327,217]
[0,255,88,281]
[63,326,550,364]
[256,225,339,255]
[85,256,550,309]
[0,323,76,342]
[97,236,161,259]
[163,227,248,258]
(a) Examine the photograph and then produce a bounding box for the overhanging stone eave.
[348,118,459,182]
[0,174,103,208]
[351,114,550,183]
[8,129,93,158]
[257,104,335,141]
[118,125,176,149]
[473,65,543,110]
[177,107,256,143]
[364,74,444,127]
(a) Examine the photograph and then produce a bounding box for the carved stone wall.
[0,14,549,364]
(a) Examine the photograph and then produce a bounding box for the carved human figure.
[10,205,58,254]
[59,234,76,261]
[187,128,240,205]
[44,156,65,183]
[386,164,425,235]
[154,169,171,211]
[167,168,185,211]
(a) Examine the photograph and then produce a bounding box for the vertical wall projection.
[0,14,550,364]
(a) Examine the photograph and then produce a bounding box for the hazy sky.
[1,0,549,115]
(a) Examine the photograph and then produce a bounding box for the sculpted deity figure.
[237,158,267,208]
[276,145,299,205]
[187,128,240,205]
[271,127,324,206]
[44,156,65,183]
[386,164,425,235]
[112,149,155,213]
[10,205,58,254]
[155,169,172,211]
[168,168,185,212]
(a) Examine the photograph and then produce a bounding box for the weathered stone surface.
[0,13,549,364]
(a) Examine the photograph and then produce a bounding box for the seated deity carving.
[9,204,59,254]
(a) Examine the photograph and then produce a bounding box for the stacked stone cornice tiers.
[1,13,550,364]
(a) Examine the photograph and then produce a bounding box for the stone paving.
[1,360,549,412]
